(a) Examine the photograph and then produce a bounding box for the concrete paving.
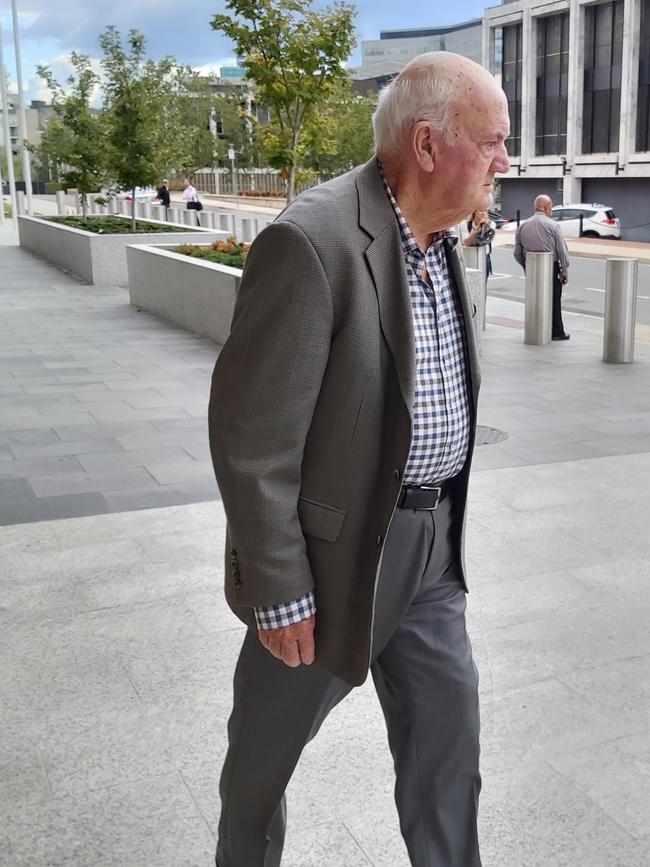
[1,228,649,866]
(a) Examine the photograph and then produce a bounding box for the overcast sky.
[1,0,491,102]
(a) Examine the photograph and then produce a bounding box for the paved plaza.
[1,225,649,865]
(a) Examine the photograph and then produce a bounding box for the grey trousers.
[216,496,482,867]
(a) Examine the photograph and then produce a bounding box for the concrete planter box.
[127,244,241,346]
[17,215,227,287]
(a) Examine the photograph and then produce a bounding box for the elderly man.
[208,51,510,867]
[514,194,571,340]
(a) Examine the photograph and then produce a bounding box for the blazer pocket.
[298,497,347,543]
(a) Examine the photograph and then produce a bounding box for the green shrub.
[45,182,65,194]
[175,236,248,269]
[46,215,193,234]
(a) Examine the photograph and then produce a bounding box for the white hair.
[372,55,463,156]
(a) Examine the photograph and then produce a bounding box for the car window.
[553,209,576,221]
[577,209,597,219]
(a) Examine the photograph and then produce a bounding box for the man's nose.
[492,144,510,174]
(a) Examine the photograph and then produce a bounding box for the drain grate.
[475,425,508,446]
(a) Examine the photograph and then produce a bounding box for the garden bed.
[18,214,225,287]
[175,237,249,269]
[47,215,193,235]
[127,243,241,346]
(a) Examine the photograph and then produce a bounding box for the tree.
[211,0,356,203]
[302,85,376,180]
[99,26,182,230]
[170,70,221,174]
[35,53,105,218]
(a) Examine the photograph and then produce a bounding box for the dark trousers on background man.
[553,263,566,338]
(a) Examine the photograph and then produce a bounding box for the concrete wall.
[500,178,563,221]
[127,245,240,346]
[18,216,227,287]
[581,178,650,242]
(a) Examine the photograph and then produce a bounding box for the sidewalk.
[493,226,650,261]
[1,241,649,866]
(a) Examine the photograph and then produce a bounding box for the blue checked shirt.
[254,166,471,631]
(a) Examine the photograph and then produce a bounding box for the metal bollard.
[524,251,553,345]
[603,258,637,363]
[218,213,230,232]
[240,217,253,242]
[55,190,66,215]
[15,190,26,215]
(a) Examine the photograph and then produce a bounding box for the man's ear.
[413,122,437,173]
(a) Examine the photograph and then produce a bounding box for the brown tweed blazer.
[208,158,481,685]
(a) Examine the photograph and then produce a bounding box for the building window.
[535,13,569,155]
[502,23,522,157]
[637,0,650,151]
[582,0,623,154]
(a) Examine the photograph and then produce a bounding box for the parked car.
[550,203,620,239]
[500,203,621,239]
[488,210,512,229]
[103,186,158,204]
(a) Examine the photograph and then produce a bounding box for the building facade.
[361,20,483,67]
[485,0,650,240]
[0,97,54,154]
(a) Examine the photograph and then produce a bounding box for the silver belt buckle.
[420,485,442,510]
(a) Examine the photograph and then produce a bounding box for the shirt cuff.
[254,590,316,631]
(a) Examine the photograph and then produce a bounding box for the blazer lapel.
[445,238,481,405]
[356,160,415,416]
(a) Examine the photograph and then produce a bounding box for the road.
[489,247,650,325]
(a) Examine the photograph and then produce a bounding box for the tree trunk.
[286,128,301,204]
[131,187,137,232]
[81,193,87,220]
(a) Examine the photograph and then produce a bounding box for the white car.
[501,203,621,239]
[104,186,158,204]
[550,203,620,239]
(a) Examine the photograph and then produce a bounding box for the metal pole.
[603,258,637,363]
[524,251,553,345]
[228,147,238,198]
[10,0,34,215]
[0,17,18,227]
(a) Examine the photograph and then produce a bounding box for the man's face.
[434,86,510,217]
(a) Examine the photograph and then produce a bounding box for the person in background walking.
[514,195,571,340]
[156,179,171,216]
[182,178,201,225]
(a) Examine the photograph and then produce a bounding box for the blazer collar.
[356,157,397,240]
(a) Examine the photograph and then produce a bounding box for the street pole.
[0,16,18,228]
[10,0,34,215]
[228,146,238,198]
[0,152,4,225]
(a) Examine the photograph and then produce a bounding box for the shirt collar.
[377,159,457,257]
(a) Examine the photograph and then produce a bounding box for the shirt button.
[234,577,242,588]
[230,548,237,556]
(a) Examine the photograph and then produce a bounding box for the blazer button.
[393,468,401,480]
[377,535,383,545]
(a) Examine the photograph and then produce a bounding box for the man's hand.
[258,615,316,668]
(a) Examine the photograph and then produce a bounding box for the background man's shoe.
[552,333,570,341]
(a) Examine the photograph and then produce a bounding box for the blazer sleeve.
[208,220,334,607]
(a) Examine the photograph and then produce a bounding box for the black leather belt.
[397,482,451,511]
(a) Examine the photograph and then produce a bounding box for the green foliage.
[99,26,183,229]
[176,236,249,268]
[47,215,193,234]
[303,87,377,178]
[211,0,356,201]
[169,71,221,173]
[35,53,105,218]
